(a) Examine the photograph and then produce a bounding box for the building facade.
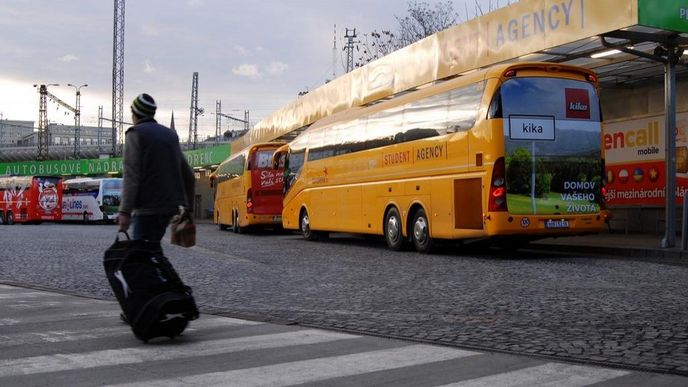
[19,124,112,146]
[0,120,34,146]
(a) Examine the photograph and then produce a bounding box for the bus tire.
[233,211,241,234]
[83,212,89,224]
[0,211,4,225]
[300,208,326,241]
[411,208,433,254]
[384,207,406,251]
[217,211,228,231]
[6,211,14,226]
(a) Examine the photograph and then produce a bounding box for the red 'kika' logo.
[565,88,590,119]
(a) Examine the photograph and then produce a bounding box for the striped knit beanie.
[131,93,157,117]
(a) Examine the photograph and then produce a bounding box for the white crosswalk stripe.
[0,329,357,377]
[436,363,631,387]
[0,284,678,387]
[107,345,481,387]
[0,316,260,347]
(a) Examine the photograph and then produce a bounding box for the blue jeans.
[132,214,172,241]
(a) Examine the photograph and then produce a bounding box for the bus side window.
[487,86,503,119]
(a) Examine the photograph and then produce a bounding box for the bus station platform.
[530,232,687,261]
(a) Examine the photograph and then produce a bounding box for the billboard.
[0,144,230,177]
[604,112,688,206]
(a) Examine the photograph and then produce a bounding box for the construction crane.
[44,88,80,158]
[33,84,56,160]
[33,84,86,160]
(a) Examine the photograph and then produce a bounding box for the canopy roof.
[233,0,688,152]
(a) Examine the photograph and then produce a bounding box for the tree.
[354,1,460,67]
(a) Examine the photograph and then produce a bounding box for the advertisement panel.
[502,77,603,217]
[603,112,688,206]
[0,144,230,177]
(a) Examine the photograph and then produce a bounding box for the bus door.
[249,147,284,216]
[498,75,603,220]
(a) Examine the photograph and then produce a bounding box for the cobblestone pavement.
[1,223,687,375]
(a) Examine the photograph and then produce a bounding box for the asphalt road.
[1,222,687,376]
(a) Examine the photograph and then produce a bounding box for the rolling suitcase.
[104,232,199,342]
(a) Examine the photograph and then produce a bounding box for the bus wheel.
[300,209,325,241]
[6,212,14,225]
[411,208,432,253]
[384,207,405,251]
[83,212,89,224]
[0,212,4,225]
[232,211,240,233]
[217,211,228,231]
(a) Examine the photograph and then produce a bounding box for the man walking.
[117,93,195,241]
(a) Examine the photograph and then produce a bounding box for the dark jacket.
[118,118,195,216]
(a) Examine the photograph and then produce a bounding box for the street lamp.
[67,83,87,159]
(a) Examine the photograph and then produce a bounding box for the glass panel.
[447,81,484,132]
[500,77,602,216]
[253,150,274,169]
[401,92,448,141]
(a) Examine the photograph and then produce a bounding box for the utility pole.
[214,110,249,136]
[33,83,59,161]
[188,72,201,149]
[332,24,337,80]
[344,28,358,73]
[98,105,104,152]
[215,100,221,143]
[112,0,125,156]
[67,83,87,159]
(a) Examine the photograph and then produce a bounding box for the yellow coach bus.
[279,62,607,252]
[212,142,285,233]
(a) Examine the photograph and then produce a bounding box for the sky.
[0,0,507,142]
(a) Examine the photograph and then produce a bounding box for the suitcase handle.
[115,231,131,242]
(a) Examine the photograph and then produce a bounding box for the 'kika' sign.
[509,115,555,141]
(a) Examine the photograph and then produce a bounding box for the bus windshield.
[101,179,122,209]
[499,77,603,216]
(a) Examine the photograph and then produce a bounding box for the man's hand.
[116,212,131,233]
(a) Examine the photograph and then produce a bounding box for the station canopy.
[235,0,688,151]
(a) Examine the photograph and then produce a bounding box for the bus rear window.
[251,150,274,170]
[498,77,600,122]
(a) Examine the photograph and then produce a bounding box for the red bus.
[0,176,63,225]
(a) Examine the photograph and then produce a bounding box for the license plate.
[545,219,569,229]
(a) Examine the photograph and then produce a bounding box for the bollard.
[683,193,687,251]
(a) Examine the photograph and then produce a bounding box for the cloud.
[232,64,260,78]
[266,61,288,75]
[144,60,156,73]
[58,54,78,62]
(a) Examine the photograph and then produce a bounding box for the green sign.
[639,0,688,33]
[0,144,230,177]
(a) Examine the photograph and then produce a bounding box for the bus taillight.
[488,157,508,212]
[246,188,254,213]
